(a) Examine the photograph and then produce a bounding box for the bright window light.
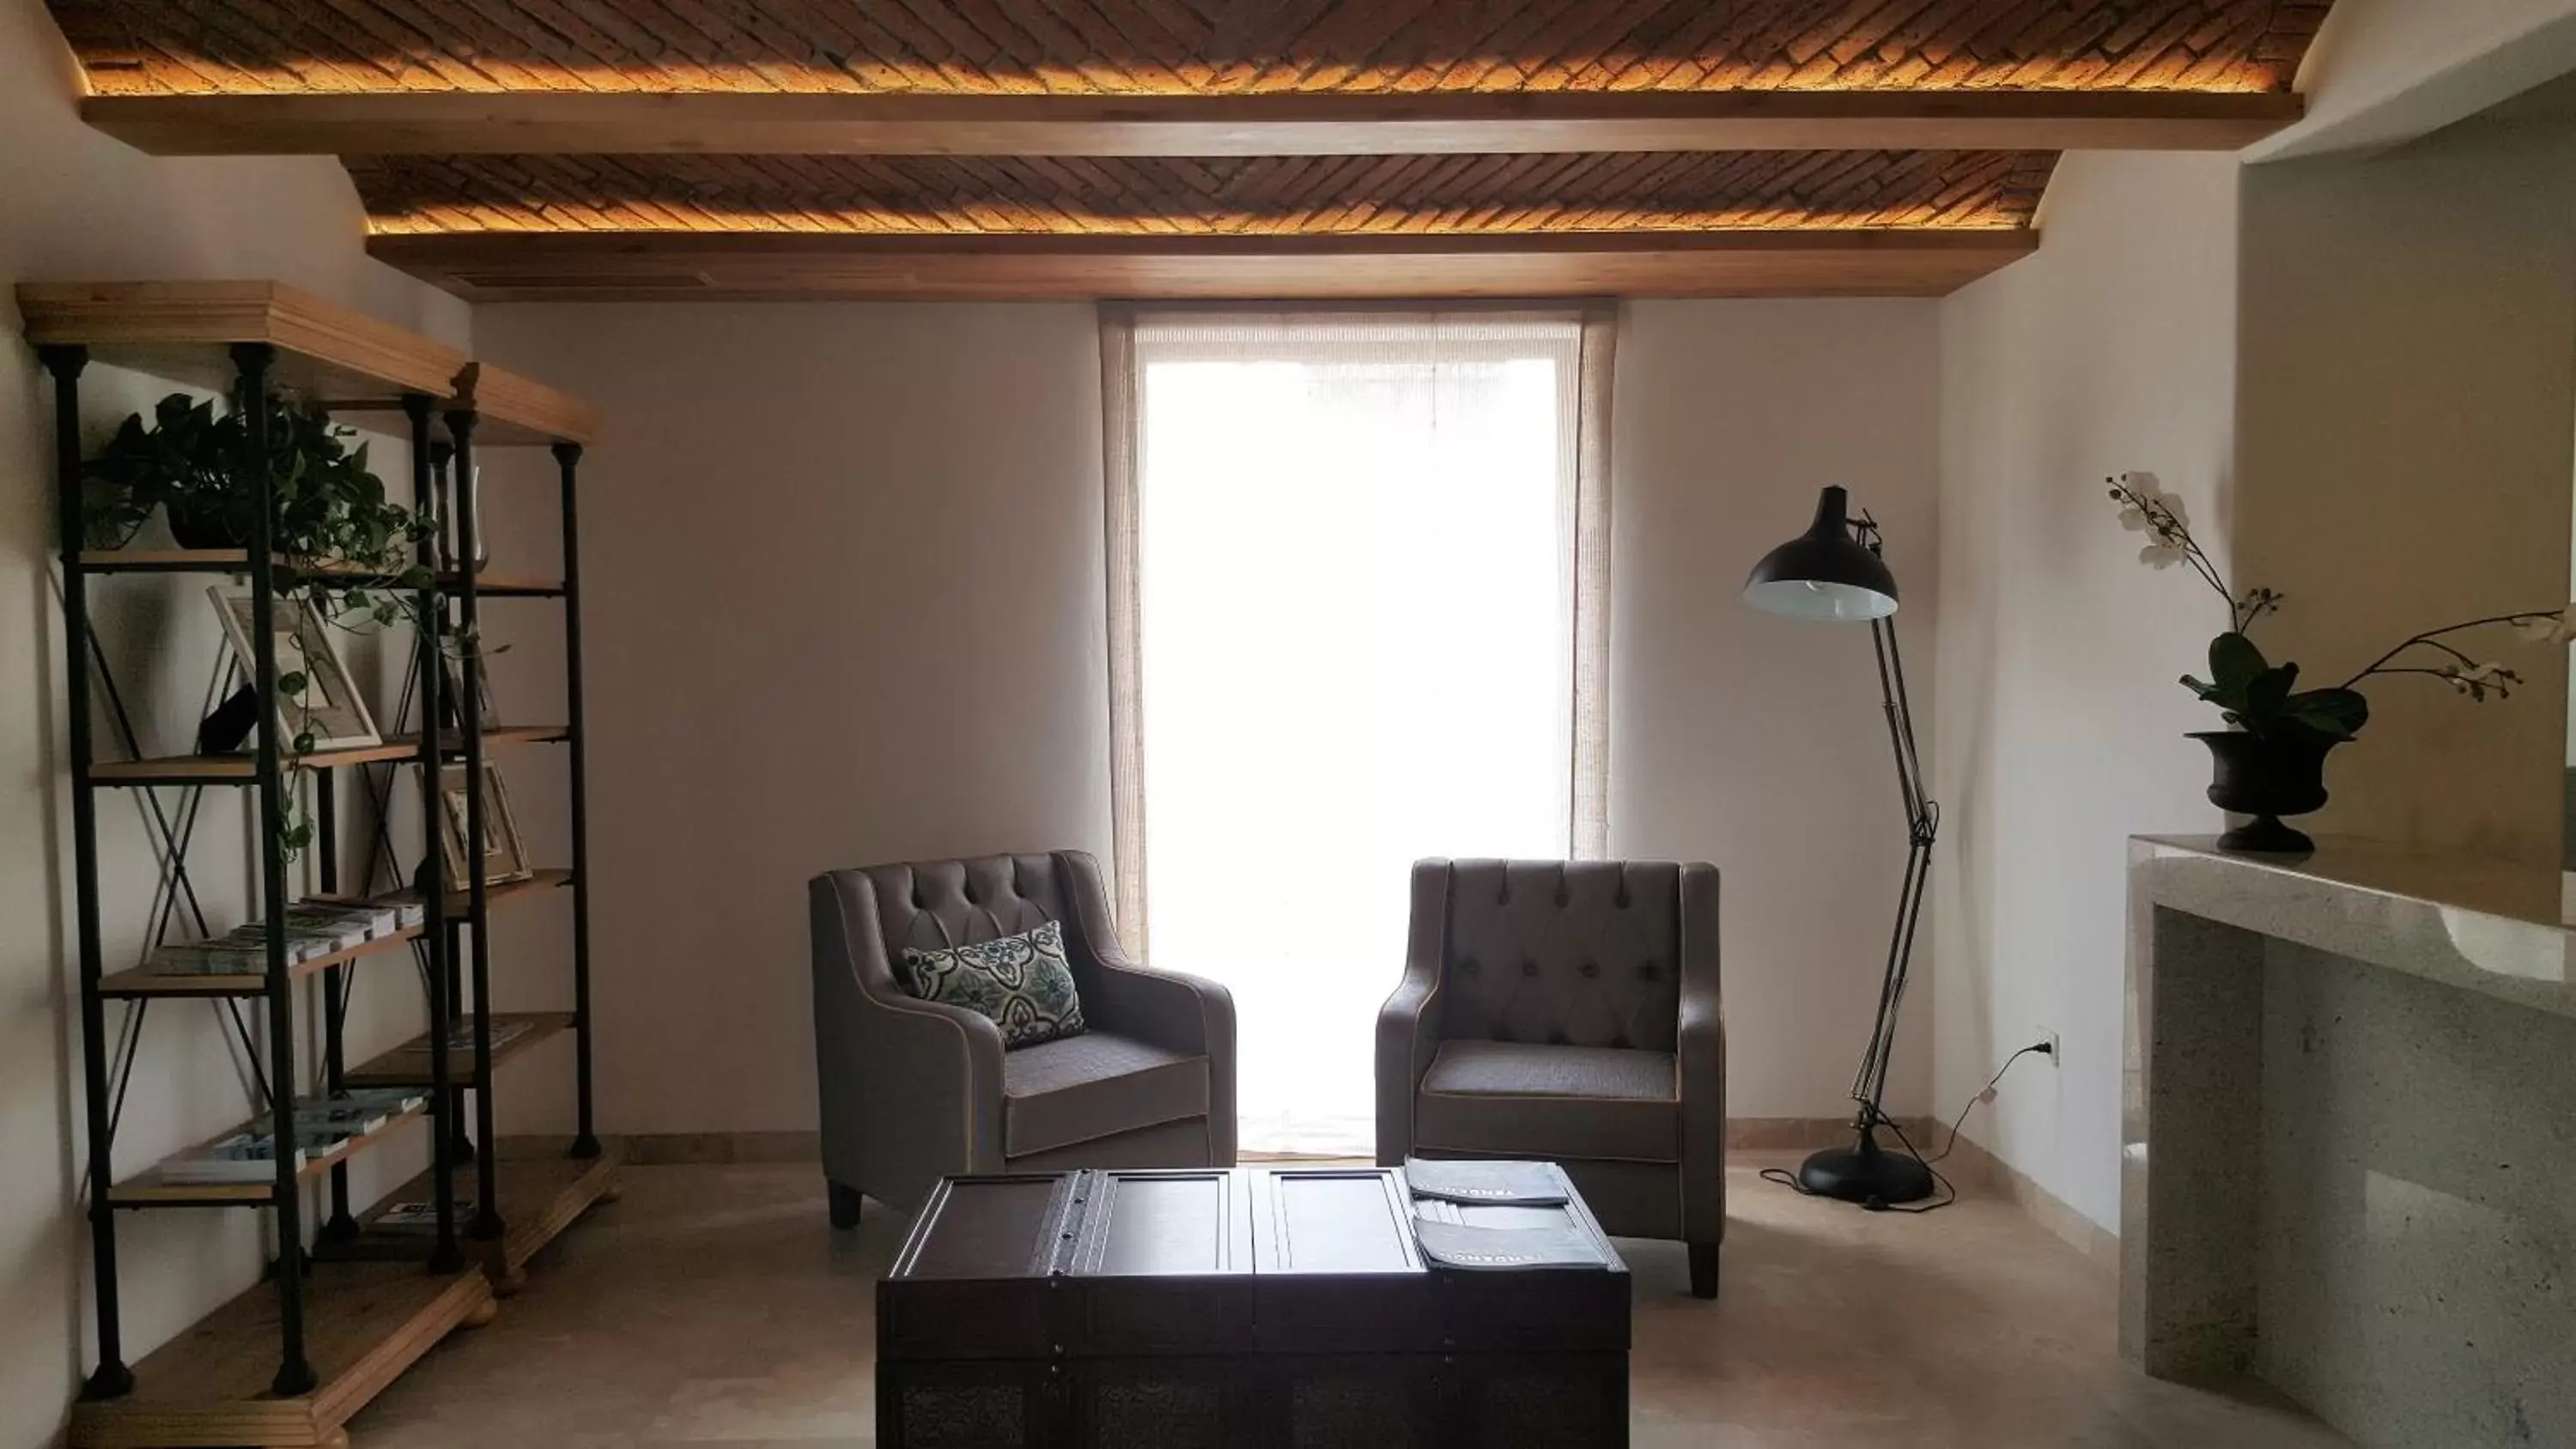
[1133,315,1585,1154]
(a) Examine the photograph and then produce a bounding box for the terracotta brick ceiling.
[41,2,2336,298]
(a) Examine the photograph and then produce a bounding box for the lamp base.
[1796,1131,1935,1207]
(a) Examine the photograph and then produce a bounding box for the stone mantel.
[2131,834,2576,1022]
[2123,834,2576,1448]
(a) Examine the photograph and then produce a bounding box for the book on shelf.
[282,899,403,941]
[397,1017,538,1055]
[160,1131,307,1184]
[160,1092,425,1184]
[375,1197,476,1234]
[144,896,416,975]
[147,929,327,974]
[292,1088,426,1137]
[161,1122,355,1183]
[355,895,428,931]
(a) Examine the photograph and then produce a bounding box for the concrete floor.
[350,1158,2344,1447]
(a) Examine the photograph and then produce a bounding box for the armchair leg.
[1688,1242,1721,1300]
[828,1178,864,1230]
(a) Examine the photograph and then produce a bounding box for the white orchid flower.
[2512,609,2576,646]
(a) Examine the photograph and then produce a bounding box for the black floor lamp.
[1742,486,1939,1206]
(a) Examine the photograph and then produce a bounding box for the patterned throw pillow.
[898,919,1088,1049]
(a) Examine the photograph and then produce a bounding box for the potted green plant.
[83,391,428,566]
[2110,471,2571,853]
[82,391,452,853]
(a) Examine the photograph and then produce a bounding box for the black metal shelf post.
[404,392,467,1276]
[557,441,599,1160]
[445,407,503,1245]
[46,343,135,1402]
[235,342,319,1398]
[318,774,356,1245]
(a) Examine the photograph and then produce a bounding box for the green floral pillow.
[898,919,1087,1049]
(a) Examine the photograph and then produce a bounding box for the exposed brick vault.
[349,149,2060,236]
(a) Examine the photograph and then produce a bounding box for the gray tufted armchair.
[1378,858,1724,1297]
[809,851,1236,1224]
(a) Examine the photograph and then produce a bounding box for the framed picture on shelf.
[441,652,501,733]
[206,586,380,750]
[428,760,535,888]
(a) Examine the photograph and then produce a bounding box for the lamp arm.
[1850,614,1938,1125]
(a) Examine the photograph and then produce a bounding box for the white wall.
[471,298,1949,1138]
[0,0,470,1442]
[1933,152,2244,1232]
[471,302,1117,1136]
[1610,299,1942,1121]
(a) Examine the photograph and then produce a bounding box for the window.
[1103,309,1613,1154]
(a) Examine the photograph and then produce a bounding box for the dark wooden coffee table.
[876,1163,1630,1448]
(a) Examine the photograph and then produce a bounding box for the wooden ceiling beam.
[88,90,2301,158]
[366,230,2038,304]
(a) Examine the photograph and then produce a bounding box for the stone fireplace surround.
[2124,835,2575,1447]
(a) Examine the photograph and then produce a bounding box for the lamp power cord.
[1761,1038,2055,1215]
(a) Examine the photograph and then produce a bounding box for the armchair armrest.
[1675,862,1725,1246]
[810,871,1006,1205]
[1054,851,1238,1165]
[1376,860,1451,1166]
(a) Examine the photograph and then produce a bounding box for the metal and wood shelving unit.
[24,281,619,1449]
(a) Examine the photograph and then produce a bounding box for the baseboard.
[1936,1131,2121,1274]
[1728,1116,1917,1150]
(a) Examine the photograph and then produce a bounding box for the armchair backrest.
[859,853,1073,964]
[1435,859,1687,1052]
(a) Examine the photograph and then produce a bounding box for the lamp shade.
[1742,486,1899,621]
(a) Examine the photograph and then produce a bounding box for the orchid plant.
[2109,471,2574,744]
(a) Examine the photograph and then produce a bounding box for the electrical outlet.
[2041,1029,2062,1066]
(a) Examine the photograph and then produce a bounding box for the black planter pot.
[2192,729,2339,854]
[165,500,245,550]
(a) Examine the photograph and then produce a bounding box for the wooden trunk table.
[877,1163,1629,1449]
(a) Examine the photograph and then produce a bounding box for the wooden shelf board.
[97,866,567,997]
[318,1137,626,1276]
[69,1258,490,1449]
[449,572,566,597]
[371,865,574,920]
[19,281,465,401]
[76,549,373,578]
[345,1009,575,1089]
[76,549,565,595]
[452,360,598,446]
[88,725,569,784]
[99,923,426,999]
[109,1097,431,1207]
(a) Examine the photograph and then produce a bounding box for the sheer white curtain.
[1101,308,1613,1155]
